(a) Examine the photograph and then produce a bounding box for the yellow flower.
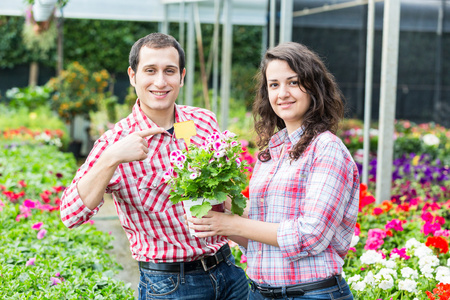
[412,155,420,166]
[29,112,37,120]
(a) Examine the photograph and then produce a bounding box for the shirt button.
[258,251,262,255]
[172,138,176,142]
[152,183,157,188]
[260,198,264,203]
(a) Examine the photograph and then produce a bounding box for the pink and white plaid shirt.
[246,128,359,286]
[60,100,227,263]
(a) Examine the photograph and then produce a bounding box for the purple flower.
[50,277,62,286]
[26,257,36,266]
[37,229,47,239]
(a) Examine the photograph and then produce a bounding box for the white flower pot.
[183,198,225,237]
[32,0,58,22]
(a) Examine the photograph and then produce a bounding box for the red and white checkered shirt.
[246,128,359,286]
[60,101,227,262]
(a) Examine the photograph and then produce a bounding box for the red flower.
[426,236,449,254]
[241,186,249,199]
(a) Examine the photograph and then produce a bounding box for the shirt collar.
[132,99,190,131]
[268,126,305,158]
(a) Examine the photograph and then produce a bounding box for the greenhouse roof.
[0,0,268,26]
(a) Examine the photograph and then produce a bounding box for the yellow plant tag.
[174,120,197,147]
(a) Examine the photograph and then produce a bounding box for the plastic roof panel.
[0,0,268,26]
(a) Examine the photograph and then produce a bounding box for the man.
[60,33,249,299]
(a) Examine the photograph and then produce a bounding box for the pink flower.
[364,237,384,251]
[23,199,37,208]
[367,228,386,240]
[372,207,383,215]
[240,254,247,264]
[32,222,43,230]
[26,257,36,266]
[422,222,441,236]
[385,219,404,232]
[189,173,199,180]
[83,220,95,225]
[235,158,241,167]
[434,229,450,237]
[50,277,62,286]
[349,247,356,252]
[37,229,47,239]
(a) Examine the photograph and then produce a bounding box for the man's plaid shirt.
[61,101,227,262]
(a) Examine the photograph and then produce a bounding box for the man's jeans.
[249,277,353,300]
[138,254,249,299]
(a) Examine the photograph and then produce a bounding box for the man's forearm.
[77,153,120,210]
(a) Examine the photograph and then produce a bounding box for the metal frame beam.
[293,0,383,17]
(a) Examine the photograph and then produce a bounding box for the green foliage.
[63,19,158,74]
[166,132,248,218]
[6,85,53,110]
[0,144,134,299]
[0,16,43,68]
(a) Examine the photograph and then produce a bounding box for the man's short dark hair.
[129,33,185,74]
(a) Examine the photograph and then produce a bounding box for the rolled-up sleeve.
[60,137,121,228]
[277,141,353,262]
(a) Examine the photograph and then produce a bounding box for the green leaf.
[190,202,212,218]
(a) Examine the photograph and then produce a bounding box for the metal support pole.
[178,0,185,105]
[212,0,220,115]
[433,0,444,123]
[185,3,195,106]
[376,0,401,204]
[279,0,293,43]
[159,4,169,34]
[362,0,375,185]
[269,0,276,48]
[220,0,233,130]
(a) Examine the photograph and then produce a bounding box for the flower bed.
[0,144,135,299]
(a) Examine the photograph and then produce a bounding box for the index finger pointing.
[136,127,165,138]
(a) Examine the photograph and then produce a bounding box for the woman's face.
[266,59,311,134]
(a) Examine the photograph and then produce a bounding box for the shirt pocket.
[134,172,173,212]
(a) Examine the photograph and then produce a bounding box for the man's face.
[128,46,186,120]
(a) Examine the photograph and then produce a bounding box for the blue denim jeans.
[138,254,249,299]
[248,277,353,300]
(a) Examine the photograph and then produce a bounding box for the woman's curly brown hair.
[253,42,345,162]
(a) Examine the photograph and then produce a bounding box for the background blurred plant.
[0,104,69,149]
[47,61,110,138]
[6,85,52,110]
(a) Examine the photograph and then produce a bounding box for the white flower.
[398,279,417,293]
[420,264,435,278]
[189,173,199,180]
[363,271,375,286]
[382,259,397,269]
[360,250,384,265]
[405,238,422,250]
[422,133,440,146]
[436,266,450,283]
[401,267,418,279]
[350,234,360,247]
[419,255,440,269]
[375,273,394,290]
[352,281,366,291]
[414,245,433,258]
[378,268,397,278]
[347,274,361,285]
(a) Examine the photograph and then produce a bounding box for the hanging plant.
[21,5,57,59]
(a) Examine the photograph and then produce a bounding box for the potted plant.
[164,130,249,222]
[46,61,110,157]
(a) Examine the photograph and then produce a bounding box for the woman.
[188,42,359,300]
